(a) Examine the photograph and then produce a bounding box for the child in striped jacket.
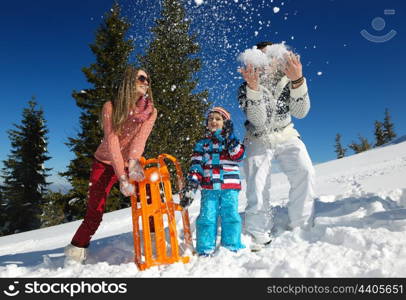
[180,107,246,256]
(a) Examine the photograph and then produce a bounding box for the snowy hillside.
[1,139,406,278]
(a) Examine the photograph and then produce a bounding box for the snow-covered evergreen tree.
[60,3,134,219]
[349,134,371,154]
[334,133,346,159]
[374,120,385,147]
[0,189,5,234]
[40,191,69,228]
[383,108,396,144]
[0,99,51,236]
[139,0,210,178]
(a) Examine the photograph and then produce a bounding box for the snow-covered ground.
[1,138,406,278]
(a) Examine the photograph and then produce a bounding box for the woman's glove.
[119,175,135,197]
[128,159,145,182]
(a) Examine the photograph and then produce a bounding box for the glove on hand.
[179,181,198,208]
[119,175,135,197]
[223,120,239,148]
[128,159,145,182]
[222,119,233,139]
[180,189,194,208]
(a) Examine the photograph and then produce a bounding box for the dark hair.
[256,41,273,50]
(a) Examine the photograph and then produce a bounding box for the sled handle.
[157,154,185,191]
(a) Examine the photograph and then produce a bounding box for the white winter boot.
[64,244,87,263]
[249,234,272,252]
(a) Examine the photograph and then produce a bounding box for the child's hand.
[223,120,234,139]
[180,181,197,208]
[223,120,239,148]
[180,190,194,208]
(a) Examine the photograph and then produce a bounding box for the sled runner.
[130,154,193,270]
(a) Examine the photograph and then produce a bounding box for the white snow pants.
[244,137,315,243]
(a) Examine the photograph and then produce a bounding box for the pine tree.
[374,120,385,147]
[349,134,371,154]
[383,108,396,143]
[334,133,346,159]
[0,99,51,236]
[139,0,210,180]
[348,141,361,154]
[41,191,69,227]
[0,190,6,234]
[359,135,372,152]
[60,3,134,219]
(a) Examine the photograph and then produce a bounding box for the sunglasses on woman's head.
[137,75,149,84]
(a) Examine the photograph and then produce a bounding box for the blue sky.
[1,0,405,187]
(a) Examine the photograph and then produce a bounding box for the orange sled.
[130,154,193,270]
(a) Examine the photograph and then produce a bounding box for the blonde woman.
[65,66,157,263]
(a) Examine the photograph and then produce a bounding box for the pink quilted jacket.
[94,101,157,178]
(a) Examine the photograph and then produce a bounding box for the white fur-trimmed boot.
[249,234,272,252]
[64,244,87,264]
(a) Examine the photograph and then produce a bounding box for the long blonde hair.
[110,66,154,133]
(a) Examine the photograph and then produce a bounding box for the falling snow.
[121,0,328,124]
[194,0,204,6]
[238,47,268,67]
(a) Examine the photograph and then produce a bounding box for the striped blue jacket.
[188,129,245,190]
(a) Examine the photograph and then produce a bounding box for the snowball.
[263,43,291,69]
[238,43,294,71]
[237,47,268,67]
[150,172,159,182]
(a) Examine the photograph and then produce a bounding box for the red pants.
[71,159,118,248]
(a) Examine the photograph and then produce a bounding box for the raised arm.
[284,52,310,119]
[288,78,310,119]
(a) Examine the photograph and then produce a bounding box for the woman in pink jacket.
[64,66,157,263]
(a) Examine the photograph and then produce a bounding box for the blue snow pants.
[196,189,245,254]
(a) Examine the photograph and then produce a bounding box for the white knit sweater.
[238,75,310,146]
